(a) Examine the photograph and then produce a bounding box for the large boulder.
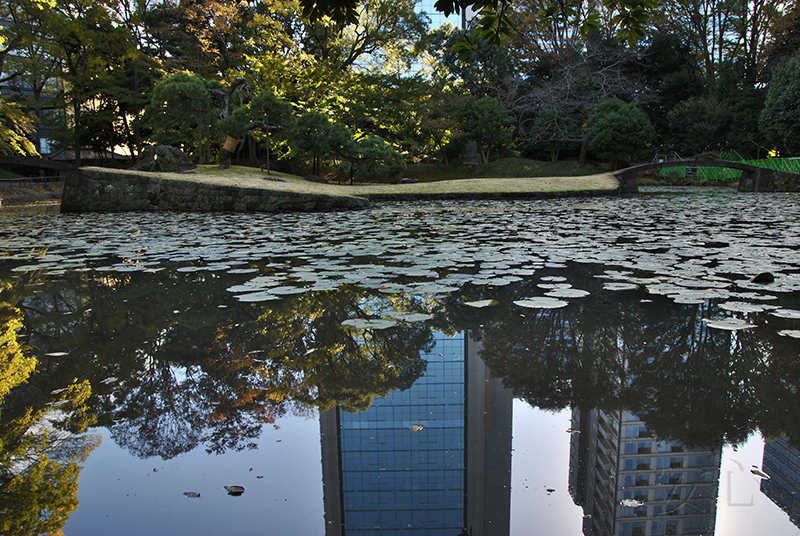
[132,145,196,172]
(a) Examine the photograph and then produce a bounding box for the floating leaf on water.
[719,301,767,313]
[540,276,567,282]
[341,318,398,329]
[50,387,69,395]
[49,399,72,407]
[750,468,770,479]
[620,499,645,508]
[604,282,639,291]
[778,330,800,338]
[545,288,590,298]
[45,352,68,357]
[750,272,775,283]
[464,300,498,308]
[383,312,434,322]
[514,298,568,309]
[702,318,756,330]
[269,286,309,295]
[411,424,424,432]
[224,485,245,495]
[235,291,281,302]
[770,309,800,319]
[183,492,201,498]
[100,377,118,384]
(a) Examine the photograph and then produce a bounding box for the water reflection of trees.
[3,270,433,460]
[3,261,800,465]
[1,281,100,535]
[473,267,800,449]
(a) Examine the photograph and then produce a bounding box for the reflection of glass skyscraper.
[760,437,800,527]
[320,331,513,535]
[569,409,721,536]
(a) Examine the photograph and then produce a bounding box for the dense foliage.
[0,0,797,174]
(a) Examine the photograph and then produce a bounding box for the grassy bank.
[402,158,612,182]
[1,158,622,214]
[79,163,620,199]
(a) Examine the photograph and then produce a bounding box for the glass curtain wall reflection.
[761,437,800,527]
[320,331,513,536]
[570,408,721,536]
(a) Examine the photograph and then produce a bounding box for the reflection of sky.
[64,415,325,536]
[510,402,584,535]
[43,391,800,535]
[716,435,800,535]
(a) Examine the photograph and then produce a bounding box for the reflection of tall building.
[569,409,721,536]
[760,437,800,527]
[320,331,513,535]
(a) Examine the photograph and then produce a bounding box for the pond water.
[1,187,800,536]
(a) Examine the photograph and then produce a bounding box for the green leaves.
[0,98,38,157]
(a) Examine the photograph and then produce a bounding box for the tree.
[0,98,38,156]
[144,72,216,161]
[667,97,732,156]
[298,0,660,57]
[293,111,334,176]
[759,51,800,156]
[585,96,653,167]
[39,0,137,165]
[528,106,584,162]
[461,96,513,163]
[301,0,427,72]
[351,135,406,182]
[246,90,295,173]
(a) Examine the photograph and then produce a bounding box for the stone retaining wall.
[61,169,369,213]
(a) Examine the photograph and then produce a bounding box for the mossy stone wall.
[61,169,369,213]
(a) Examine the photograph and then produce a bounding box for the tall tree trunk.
[73,100,82,167]
[198,108,204,164]
[265,132,271,175]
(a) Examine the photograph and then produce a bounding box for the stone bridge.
[0,155,80,181]
[613,159,800,193]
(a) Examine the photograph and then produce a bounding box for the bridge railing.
[653,156,800,183]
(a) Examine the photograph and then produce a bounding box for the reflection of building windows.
[760,436,800,528]
[320,331,513,535]
[570,408,722,536]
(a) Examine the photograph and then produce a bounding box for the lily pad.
[603,282,639,291]
[778,330,800,338]
[702,318,756,330]
[545,288,590,298]
[719,301,767,313]
[383,312,434,322]
[464,300,499,308]
[341,318,398,329]
[514,298,569,309]
[770,309,800,319]
[235,291,281,302]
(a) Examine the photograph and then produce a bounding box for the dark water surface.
[1,187,799,535]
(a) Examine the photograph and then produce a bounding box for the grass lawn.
[402,157,612,182]
[84,158,620,200]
